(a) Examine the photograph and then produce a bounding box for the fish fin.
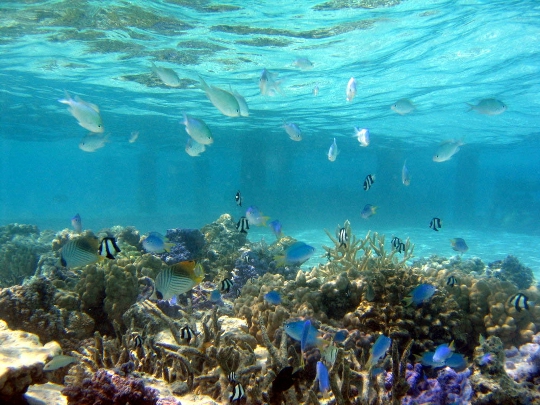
[465,103,475,112]
[198,75,210,91]
[163,242,175,252]
[274,255,285,267]
[402,296,413,307]
[372,206,378,214]
[261,216,270,227]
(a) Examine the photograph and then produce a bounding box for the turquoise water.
[0,0,539,273]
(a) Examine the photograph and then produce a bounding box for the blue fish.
[451,238,468,254]
[415,351,445,368]
[432,341,455,363]
[276,242,315,266]
[246,206,270,227]
[478,352,495,366]
[264,291,282,305]
[208,289,222,303]
[284,320,321,349]
[403,283,436,306]
[333,330,348,343]
[361,204,377,219]
[268,219,283,239]
[315,361,330,395]
[300,320,311,356]
[71,213,82,233]
[142,232,173,253]
[445,352,467,371]
[367,334,391,367]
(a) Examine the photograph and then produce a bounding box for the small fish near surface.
[403,283,436,307]
[235,190,242,207]
[236,217,249,234]
[98,236,121,260]
[402,160,411,186]
[447,275,458,287]
[71,213,82,233]
[430,217,442,231]
[79,133,108,152]
[268,219,283,239]
[183,114,214,145]
[363,174,375,191]
[60,234,102,268]
[354,127,370,147]
[346,77,357,102]
[337,227,348,248]
[151,260,205,300]
[198,76,240,117]
[433,139,463,162]
[361,204,377,219]
[367,334,392,367]
[129,131,139,143]
[151,62,181,87]
[467,98,507,115]
[142,232,174,253]
[185,138,206,157]
[312,85,319,96]
[58,91,104,133]
[221,278,234,293]
[509,293,530,312]
[43,355,76,371]
[283,122,302,141]
[229,88,249,117]
[259,68,283,96]
[327,138,339,162]
[391,98,415,115]
[293,57,314,69]
[276,241,315,266]
[451,238,468,254]
[245,206,270,227]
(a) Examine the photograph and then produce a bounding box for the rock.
[0,320,61,401]
[25,382,67,405]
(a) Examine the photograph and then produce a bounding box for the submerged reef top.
[0,216,538,404]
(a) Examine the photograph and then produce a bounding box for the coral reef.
[0,320,61,401]
[489,255,535,290]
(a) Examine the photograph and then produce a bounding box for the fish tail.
[58,90,72,104]
[402,296,413,307]
[274,255,285,267]
[465,103,474,112]
[198,75,210,91]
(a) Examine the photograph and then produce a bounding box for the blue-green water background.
[0,0,539,272]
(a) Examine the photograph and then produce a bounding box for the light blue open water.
[0,0,539,274]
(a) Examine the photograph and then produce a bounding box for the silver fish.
[183,114,213,145]
[259,68,283,96]
[391,98,415,115]
[402,160,411,186]
[467,98,507,115]
[327,138,339,161]
[199,76,240,117]
[151,62,181,87]
[43,355,76,371]
[79,133,108,152]
[58,91,104,133]
[433,140,463,162]
[185,137,206,157]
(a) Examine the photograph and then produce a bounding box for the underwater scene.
[1,0,540,404]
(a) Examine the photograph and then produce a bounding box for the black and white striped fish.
[130,333,144,348]
[236,217,249,234]
[447,276,458,287]
[235,190,242,207]
[180,325,197,344]
[396,241,406,254]
[391,236,402,249]
[429,217,442,231]
[337,227,348,248]
[227,371,237,383]
[363,174,375,191]
[221,278,234,293]
[509,293,529,312]
[229,383,245,402]
[98,237,121,260]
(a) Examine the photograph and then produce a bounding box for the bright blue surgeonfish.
[367,334,392,367]
[268,220,283,239]
[285,319,323,349]
[433,341,455,363]
[264,291,282,305]
[276,242,315,266]
[403,283,436,307]
[245,206,270,227]
[315,361,330,395]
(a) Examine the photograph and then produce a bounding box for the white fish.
[467,98,507,115]
[313,85,319,96]
[185,138,206,157]
[129,131,139,143]
[151,62,181,87]
[283,122,302,141]
[79,133,108,152]
[183,114,213,145]
[402,160,411,186]
[391,99,415,115]
[58,91,104,133]
[327,138,339,162]
[43,355,76,371]
[259,68,283,96]
[354,127,370,147]
[293,57,313,69]
[346,77,357,102]
[229,87,249,117]
[433,140,463,162]
[198,76,240,117]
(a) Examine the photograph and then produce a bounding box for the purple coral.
[399,365,472,405]
[230,251,269,297]
[62,369,161,405]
